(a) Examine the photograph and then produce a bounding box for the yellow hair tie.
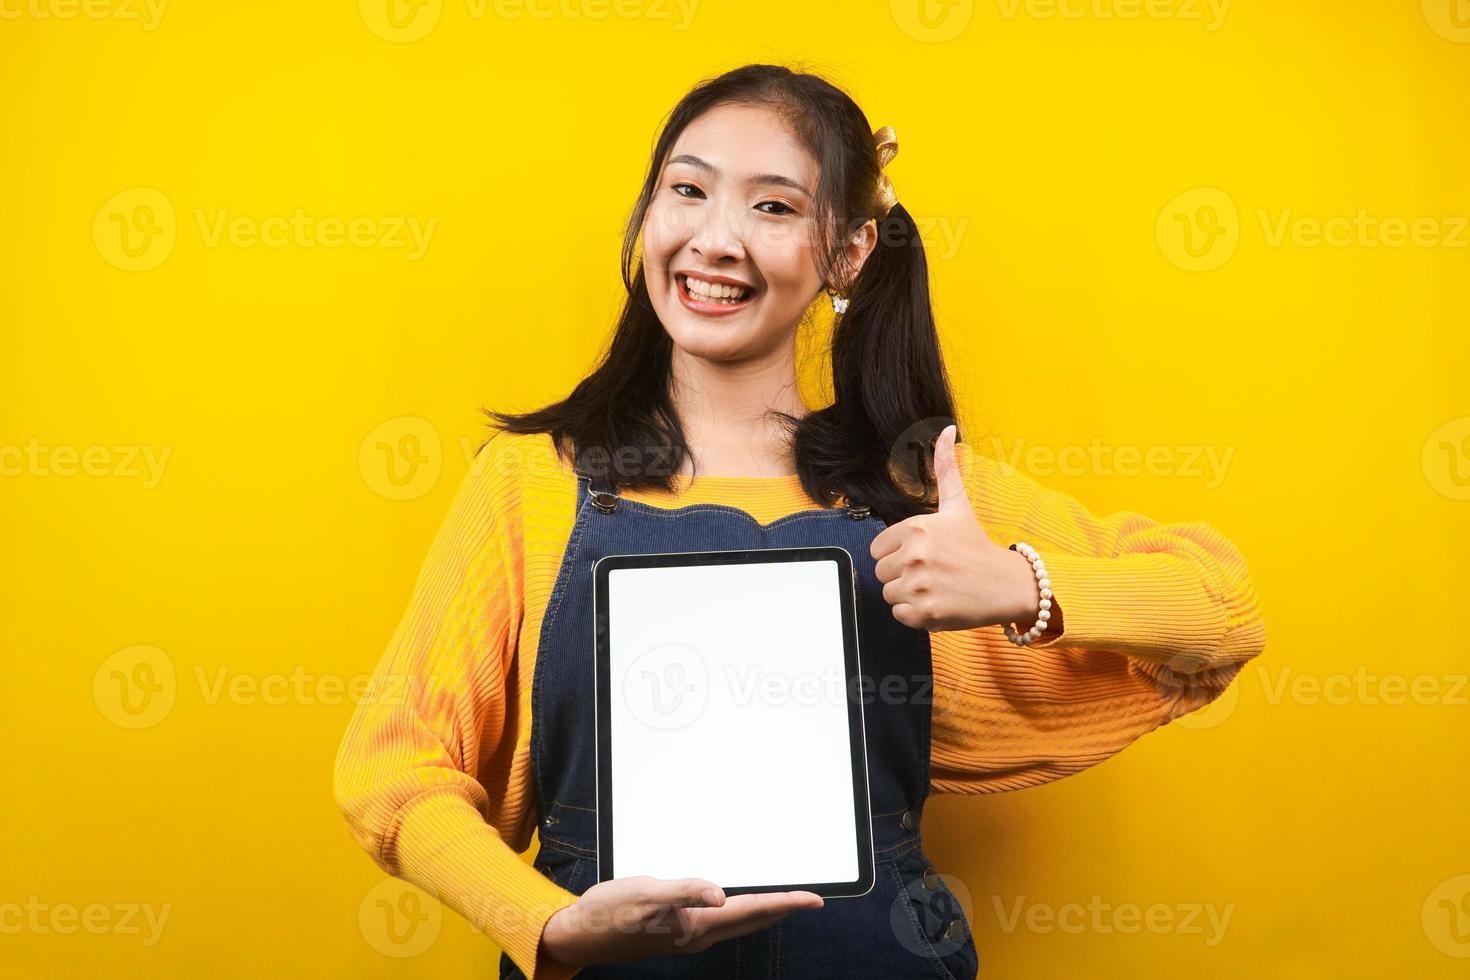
[873,125,899,219]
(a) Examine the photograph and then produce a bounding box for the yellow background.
[3,0,1468,976]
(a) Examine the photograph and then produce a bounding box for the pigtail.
[793,200,959,523]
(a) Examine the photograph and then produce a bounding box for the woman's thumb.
[933,424,968,513]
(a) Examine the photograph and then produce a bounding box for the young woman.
[334,64,1266,980]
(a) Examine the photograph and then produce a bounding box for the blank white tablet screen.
[606,557,862,887]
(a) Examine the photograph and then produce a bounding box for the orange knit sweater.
[332,429,1266,979]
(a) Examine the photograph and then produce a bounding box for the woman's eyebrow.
[665,154,811,197]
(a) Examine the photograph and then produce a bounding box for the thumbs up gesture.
[870,425,1042,633]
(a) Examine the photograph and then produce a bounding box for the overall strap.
[827,487,872,520]
[576,461,620,515]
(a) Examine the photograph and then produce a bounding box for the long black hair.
[481,63,958,524]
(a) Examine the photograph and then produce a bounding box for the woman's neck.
[669,347,808,478]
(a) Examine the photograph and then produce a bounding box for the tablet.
[592,546,875,899]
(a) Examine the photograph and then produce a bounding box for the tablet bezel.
[591,545,875,899]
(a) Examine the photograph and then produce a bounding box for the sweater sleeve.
[332,432,583,979]
[927,440,1267,795]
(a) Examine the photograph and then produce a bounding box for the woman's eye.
[668,183,793,216]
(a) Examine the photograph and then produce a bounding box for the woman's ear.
[831,218,879,292]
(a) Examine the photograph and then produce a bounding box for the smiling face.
[641,102,831,364]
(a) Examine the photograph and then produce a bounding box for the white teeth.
[682,275,751,303]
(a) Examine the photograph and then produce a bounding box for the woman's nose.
[688,199,749,260]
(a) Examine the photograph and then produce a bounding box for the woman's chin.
[662,320,767,362]
[668,330,748,361]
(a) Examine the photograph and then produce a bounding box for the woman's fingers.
[681,891,825,949]
[635,876,727,910]
[682,893,823,940]
[557,878,825,964]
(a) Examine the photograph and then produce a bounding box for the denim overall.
[500,464,980,980]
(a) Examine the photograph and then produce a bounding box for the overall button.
[900,810,920,831]
[922,868,941,890]
[944,919,965,942]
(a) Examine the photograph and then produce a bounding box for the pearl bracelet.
[1004,542,1052,646]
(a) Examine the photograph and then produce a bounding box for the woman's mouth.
[675,273,757,316]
